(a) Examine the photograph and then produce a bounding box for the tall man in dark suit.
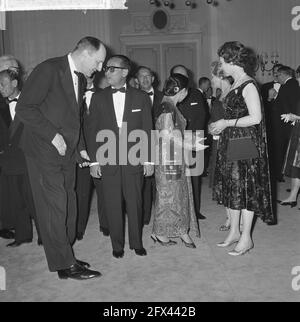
[135,66,163,225]
[86,55,153,259]
[0,69,40,247]
[272,65,300,181]
[16,37,106,280]
[170,65,208,220]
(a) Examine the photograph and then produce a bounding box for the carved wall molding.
[121,9,201,35]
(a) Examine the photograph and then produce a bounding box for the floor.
[0,178,299,302]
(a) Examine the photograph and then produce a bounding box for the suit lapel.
[106,88,119,132]
[153,90,161,108]
[0,104,12,128]
[122,87,132,126]
[59,56,79,118]
[9,116,21,138]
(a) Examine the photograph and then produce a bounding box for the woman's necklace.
[231,72,248,90]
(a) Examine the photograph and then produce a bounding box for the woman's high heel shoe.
[217,238,239,248]
[277,200,297,208]
[151,234,177,246]
[180,237,196,249]
[228,244,254,256]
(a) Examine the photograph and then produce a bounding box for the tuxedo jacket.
[16,55,85,163]
[0,100,27,175]
[177,88,208,131]
[0,97,10,152]
[86,86,153,176]
[152,89,164,126]
[273,78,300,115]
[261,81,275,105]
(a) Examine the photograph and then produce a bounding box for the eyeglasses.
[103,66,127,73]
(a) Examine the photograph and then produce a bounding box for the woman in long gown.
[151,74,205,248]
[210,41,274,256]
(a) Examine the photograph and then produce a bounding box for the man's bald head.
[0,55,19,73]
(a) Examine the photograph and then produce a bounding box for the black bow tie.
[147,91,154,96]
[112,87,126,94]
[85,88,95,93]
[7,98,18,104]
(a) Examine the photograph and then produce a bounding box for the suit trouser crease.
[102,167,143,252]
[26,156,76,272]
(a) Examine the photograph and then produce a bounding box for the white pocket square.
[132,109,141,112]
[190,102,198,106]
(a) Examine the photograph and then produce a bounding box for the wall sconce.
[255,51,280,76]
[149,0,197,9]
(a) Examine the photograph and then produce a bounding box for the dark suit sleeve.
[286,80,300,114]
[16,62,58,143]
[193,90,208,131]
[77,120,86,155]
[141,93,153,163]
[85,92,101,163]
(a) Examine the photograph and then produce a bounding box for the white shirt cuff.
[89,162,99,167]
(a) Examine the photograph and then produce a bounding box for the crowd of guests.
[0,37,299,280]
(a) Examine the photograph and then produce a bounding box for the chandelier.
[255,51,280,76]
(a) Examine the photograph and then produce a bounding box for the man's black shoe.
[134,248,147,256]
[112,250,124,258]
[267,221,277,226]
[6,239,32,247]
[76,232,84,241]
[100,227,110,237]
[76,259,90,268]
[197,213,206,220]
[0,229,15,239]
[57,263,101,280]
[277,176,285,182]
[37,238,43,246]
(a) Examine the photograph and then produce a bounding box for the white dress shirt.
[147,87,154,105]
[112,84,126,128]
[67,53,79,102]
[85,88,94,111]
[8,93,20,121]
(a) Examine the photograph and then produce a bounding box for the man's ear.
[12,79,18,89]
[122,69,129,78]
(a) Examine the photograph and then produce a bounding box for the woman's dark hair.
[218,41,257,76]
[163,73,189,96]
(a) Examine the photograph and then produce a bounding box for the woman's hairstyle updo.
[163,73,189,96]
[217,41,257,76]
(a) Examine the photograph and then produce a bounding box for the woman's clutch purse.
[226,136,259,161]
[163,161,182,180]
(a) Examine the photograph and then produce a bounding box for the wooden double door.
[125,41,199,89]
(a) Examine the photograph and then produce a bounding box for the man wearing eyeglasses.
[86,55,153,259]
[16,37,106,280]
